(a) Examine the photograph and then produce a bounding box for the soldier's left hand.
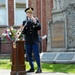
[31,16,36,24]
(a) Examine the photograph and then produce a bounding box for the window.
[14,0,28,26]
[0,0,8,25]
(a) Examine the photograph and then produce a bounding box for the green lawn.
[0,59,75,74]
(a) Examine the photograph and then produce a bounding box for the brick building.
[0,0,53,53]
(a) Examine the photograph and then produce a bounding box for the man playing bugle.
[21,7,42,73]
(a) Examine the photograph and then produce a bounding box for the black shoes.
[26,68,34,73]
[35,69,42,73]
[26,68,42,73]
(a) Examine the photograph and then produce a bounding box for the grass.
[0,59,75,74]
[0,59,11,69]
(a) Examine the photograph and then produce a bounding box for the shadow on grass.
[41,63,75,73]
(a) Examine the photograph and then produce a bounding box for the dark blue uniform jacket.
[22,18,41,44]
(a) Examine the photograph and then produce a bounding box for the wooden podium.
[11,41,26,75]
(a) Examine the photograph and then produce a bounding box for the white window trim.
[14,0,28,25]
[0,0,8,25]
[26,0,28,8]
[14,0,16,25]
[6,0,8,25]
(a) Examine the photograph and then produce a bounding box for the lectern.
[11,41,26,75]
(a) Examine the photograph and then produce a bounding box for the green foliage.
[0,59,11,69]
[41,63,75,73]
[1,26,24,42]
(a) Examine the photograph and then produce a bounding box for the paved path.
[0,69,75,75]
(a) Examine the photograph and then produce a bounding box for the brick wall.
[8,0,14,26]
[0,0,53,53]
[1,41,12,54]
[29,0,53,52]
[41,0,53,52]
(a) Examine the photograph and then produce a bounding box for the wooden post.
[11,41,26,75]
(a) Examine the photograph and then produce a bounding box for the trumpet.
[14,21,28,44]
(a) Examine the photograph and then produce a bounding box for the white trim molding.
[0,0,8,26]
[14,0,28,26]
[26,0,28,8]
[6,0,8,25]
[14,0,16,25]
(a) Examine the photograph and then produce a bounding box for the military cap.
[25,7,34,13]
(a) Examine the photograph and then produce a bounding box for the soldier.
[21,7,42,73]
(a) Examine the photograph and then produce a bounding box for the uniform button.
[33,25,35,28]
[30,29,32,31]
[26,27,27,29]
[30,32,32,34]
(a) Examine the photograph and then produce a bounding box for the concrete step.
[40,52,75,64]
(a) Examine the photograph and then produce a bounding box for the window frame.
[0,0,8,26]
[6,0,8,25]
[14,0,28,26]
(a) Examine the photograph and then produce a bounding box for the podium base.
[11,41,26,75]
[11,65,25,71]
[11,71,26,75]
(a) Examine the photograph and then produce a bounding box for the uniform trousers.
[25,43,41,70]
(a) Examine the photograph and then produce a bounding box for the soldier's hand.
[31,16,36,24]
[20,25,24,29]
